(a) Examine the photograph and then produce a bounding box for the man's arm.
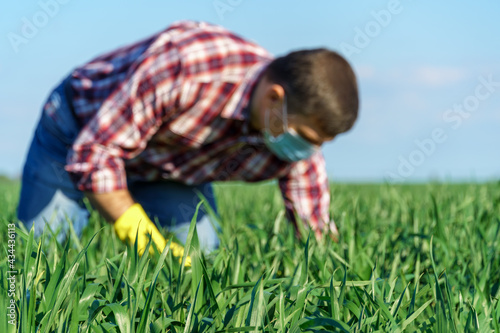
[63,43,187,258]
[65,39,181,195]
[278,151,337,240]
[85,190,135,222]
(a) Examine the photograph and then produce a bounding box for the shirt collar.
[220,60,271,122]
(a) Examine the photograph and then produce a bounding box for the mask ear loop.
[281,94,288,131]
[264,92,288,139]
[264,108,272,136]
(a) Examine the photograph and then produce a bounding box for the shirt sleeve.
[65,46,181,193]
[278,151,332,234]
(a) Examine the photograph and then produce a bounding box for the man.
[17,20,359,256]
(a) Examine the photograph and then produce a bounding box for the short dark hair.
[264,48,359,137]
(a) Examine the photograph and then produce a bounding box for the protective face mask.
[262,97,318,162]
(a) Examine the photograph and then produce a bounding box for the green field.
[1,178,499,332]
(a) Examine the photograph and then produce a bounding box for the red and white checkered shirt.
[65,20,332,232]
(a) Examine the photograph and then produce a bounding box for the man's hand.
[113,204,191,265]
[86,190,191,265]
[314,221,339,243]
[327,221,339,242]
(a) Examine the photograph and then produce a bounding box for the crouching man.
[17,20,359,257]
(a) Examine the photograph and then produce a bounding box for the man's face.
[265,105,335,147]
[250,78,336,147]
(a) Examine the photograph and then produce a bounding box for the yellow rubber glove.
[113,203,191,266]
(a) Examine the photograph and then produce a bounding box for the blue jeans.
[17,78,220,251]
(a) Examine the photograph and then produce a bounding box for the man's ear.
[261,83,285,111]
[270,84,286,108]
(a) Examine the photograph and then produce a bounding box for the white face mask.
[262,97,318,162]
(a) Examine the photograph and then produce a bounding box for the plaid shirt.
[64,20,332,232]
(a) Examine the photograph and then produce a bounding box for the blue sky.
[1,0,499,182]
